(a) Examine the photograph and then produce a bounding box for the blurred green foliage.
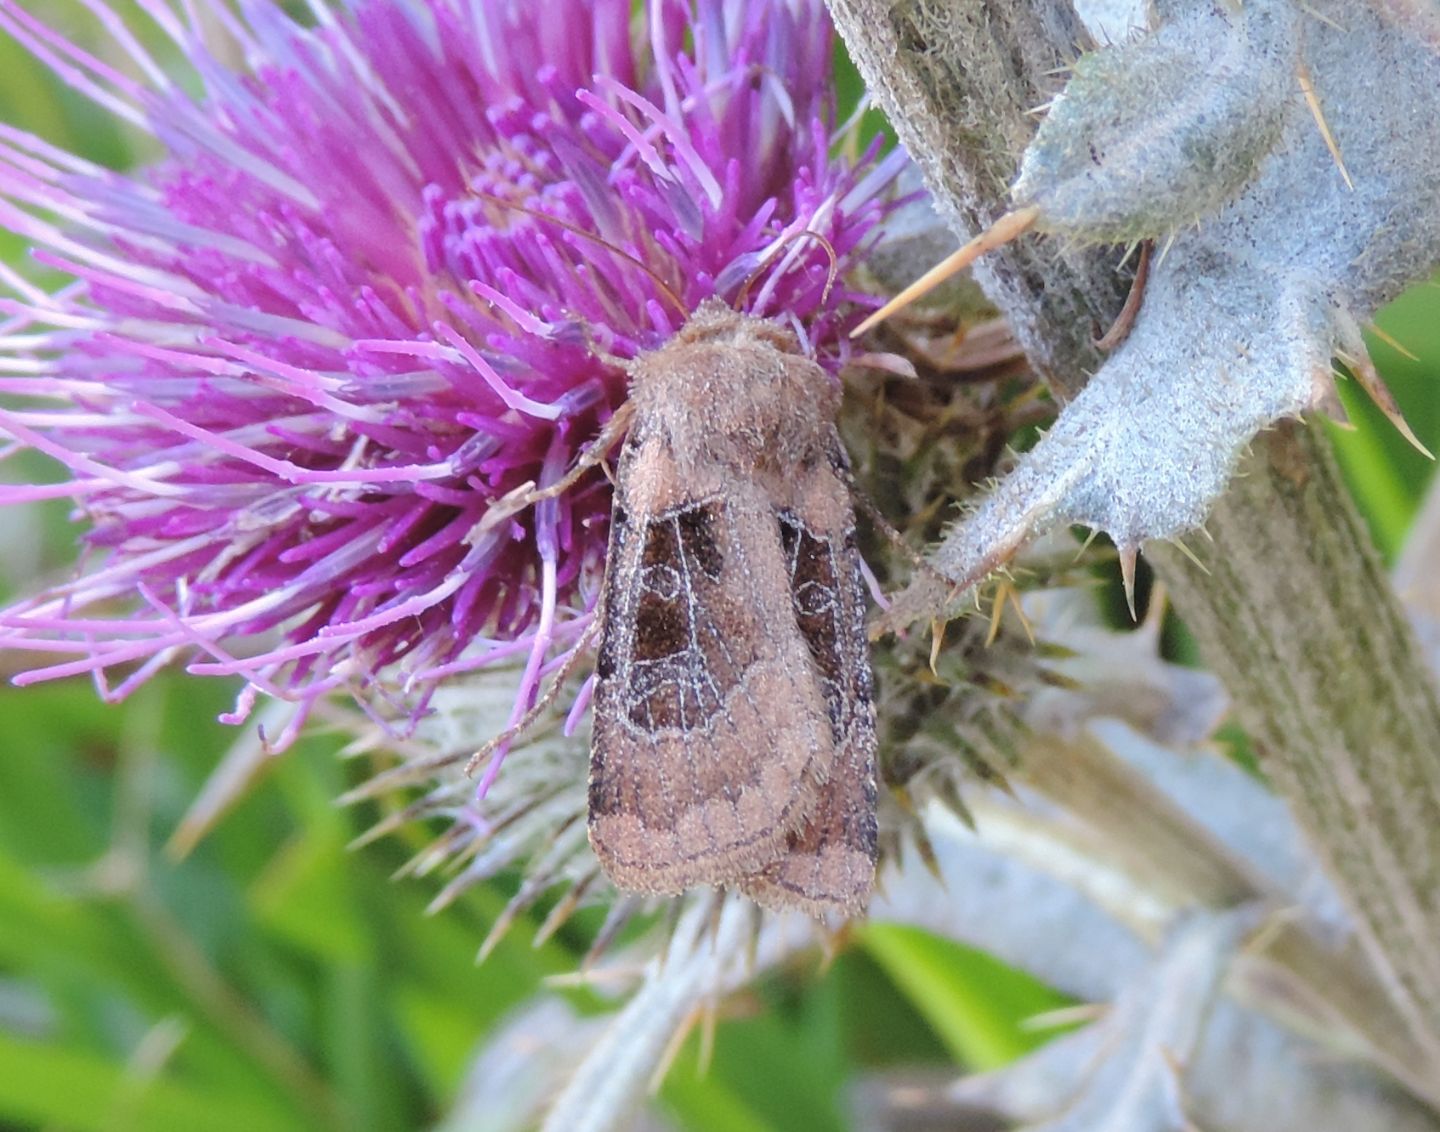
[0,5,1435,1131]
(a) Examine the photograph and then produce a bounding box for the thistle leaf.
[891,0,1440,622]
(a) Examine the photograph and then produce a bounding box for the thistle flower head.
[0,0,904,749]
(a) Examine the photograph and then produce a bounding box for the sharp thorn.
[1169,535,1211,576]
[1368,321,1419,361]
[1297,58,1353,190]
[1118,543,1139,621]
[850,206,1040,337]
[1310,366,1348,421]
[1340,347,1434,459]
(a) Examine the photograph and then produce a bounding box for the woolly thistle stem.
[828,0,1440,1075]
[1149,424,1440,1068]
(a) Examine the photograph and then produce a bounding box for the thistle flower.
[0,0,905,759]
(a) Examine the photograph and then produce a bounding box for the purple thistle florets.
[0,0,904,754]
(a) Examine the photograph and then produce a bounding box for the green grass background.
[0,6,1437,1130]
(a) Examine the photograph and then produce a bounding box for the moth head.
[675,298,801,354]
[626,301,841,464]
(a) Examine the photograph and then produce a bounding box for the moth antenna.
[735,228,840,309]
[473,191,688,317]
[1094,239,1152,351]
[463,615,603,778]
[851,206,1041,337]
[843,460,953,589]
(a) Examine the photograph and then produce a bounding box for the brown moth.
[587,299,878,918]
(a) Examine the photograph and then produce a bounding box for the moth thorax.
[741,353,838,450]
[632,341,836,460]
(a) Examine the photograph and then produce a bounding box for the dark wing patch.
[617,499,741,733]
[779,510,848,734]
[676,504,724,579]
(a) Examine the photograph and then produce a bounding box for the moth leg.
[474,401,636,536]
[520,400,636,505]
[464,613,603,777]
[841,467,953,590]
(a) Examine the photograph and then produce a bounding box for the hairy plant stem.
[1149,424,1440,1066]
[828,0,1440,1077]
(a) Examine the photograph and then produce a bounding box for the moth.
[586,300,878,917]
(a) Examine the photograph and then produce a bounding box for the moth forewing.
[739,770,877,918]
[587,302,879,913]
[740,475,878,918]
[588,479,840,892]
